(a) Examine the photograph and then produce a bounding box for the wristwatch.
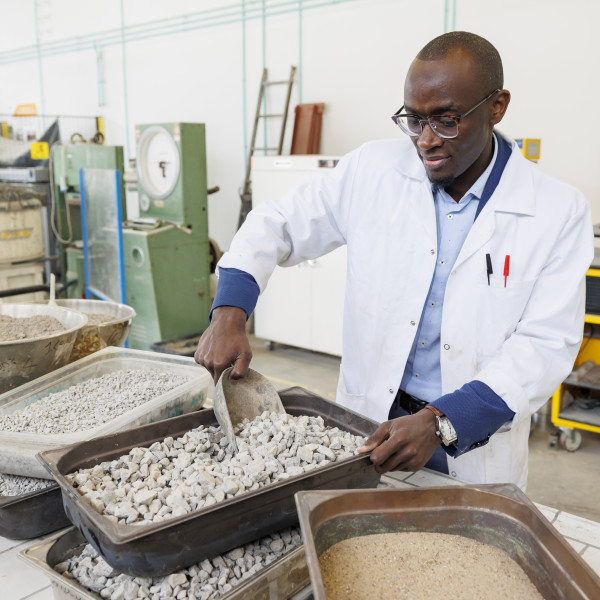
[424,405,458,446]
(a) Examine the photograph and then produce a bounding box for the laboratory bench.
[2,467,600,600]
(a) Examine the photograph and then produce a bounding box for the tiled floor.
[3,334,600,597]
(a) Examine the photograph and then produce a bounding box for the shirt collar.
[432,132,499,203]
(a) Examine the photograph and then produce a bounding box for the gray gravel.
[0,471,55,496]
[0,369,190,434]
[55,527,302,600]
[67,411,366,525]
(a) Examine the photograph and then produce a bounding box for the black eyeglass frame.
[391,88,501,139]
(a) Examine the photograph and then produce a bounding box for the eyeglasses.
[391,89,500,139]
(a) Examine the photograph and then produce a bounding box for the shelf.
[558,404,600,427]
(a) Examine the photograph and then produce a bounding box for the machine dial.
[137,126,181,200]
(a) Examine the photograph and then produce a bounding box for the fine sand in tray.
[319,531,544,600]
[0,315,66,342]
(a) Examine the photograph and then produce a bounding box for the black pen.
[486,253,493,285]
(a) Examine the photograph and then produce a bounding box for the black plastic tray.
[38,387,380,577]
[0,483,71,539]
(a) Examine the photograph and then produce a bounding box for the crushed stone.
[55,526,302,599]
[67,411,366,525]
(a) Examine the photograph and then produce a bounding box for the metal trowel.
[214,367,286,452]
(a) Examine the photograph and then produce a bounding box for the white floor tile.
[533,503,558,524]
[581,545,600,577]
[405,470,462,487]
[379,477,417,490]
[385,470,415,482]
[21,585,54,600]
[563,537,586,553]
[553,512,600,548]
[0,536,27,554]
[0,545,53,599]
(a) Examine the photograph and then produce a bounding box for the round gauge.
[139,193,151,212]
[137,126,181,200]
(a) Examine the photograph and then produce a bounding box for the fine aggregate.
[0,369,190,434]
[0,471,55,496]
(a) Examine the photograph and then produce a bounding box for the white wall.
[1,0,599,251]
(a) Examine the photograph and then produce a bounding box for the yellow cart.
[550,266,600,451]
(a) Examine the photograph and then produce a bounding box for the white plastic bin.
[0,346,211,478]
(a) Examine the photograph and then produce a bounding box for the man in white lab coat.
[195,31,593,489]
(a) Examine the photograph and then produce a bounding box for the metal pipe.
[0,0,360,65]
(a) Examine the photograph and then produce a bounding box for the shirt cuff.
[431,380,515,458]
[210,267,260,321]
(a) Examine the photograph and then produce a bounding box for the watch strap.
[423,404,444,418]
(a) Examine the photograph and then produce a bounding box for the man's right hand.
[194,306,252,384]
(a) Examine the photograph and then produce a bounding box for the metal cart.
[550,252,600,451]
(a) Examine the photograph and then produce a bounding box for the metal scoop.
[214,367,286,452]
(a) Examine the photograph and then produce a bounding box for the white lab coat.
[219,134,593,489]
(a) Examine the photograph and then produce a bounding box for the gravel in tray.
[0,471,55,497]
[67,412,366,525]
[55,526,302,600]
[0,369,190,434]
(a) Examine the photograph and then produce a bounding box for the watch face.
[439,417,457,445]
[137,126,181,200]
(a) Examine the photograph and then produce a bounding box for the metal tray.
[37,387,380,577]
[20,526,311,600]
[0,483,71,539]
[295,485,600,600]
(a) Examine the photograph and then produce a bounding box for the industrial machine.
[122,123,211,350]
[50,143,125,298]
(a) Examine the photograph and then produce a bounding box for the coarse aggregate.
[0,369,190,434]
[68,412,366,525]
[0,471,55,496]
[55,527,303,600]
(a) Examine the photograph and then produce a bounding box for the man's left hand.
[357,409,441,473]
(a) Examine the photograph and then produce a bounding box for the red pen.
[503,255,510,288]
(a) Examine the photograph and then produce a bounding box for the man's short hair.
[417,31,503,92]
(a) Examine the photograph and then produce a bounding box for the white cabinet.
[251,155,345,356]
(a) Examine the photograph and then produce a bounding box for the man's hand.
[358,409,441,473]
[194,306,252,384]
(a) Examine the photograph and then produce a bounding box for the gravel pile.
[0,472,55,496]
[0,314,66,342]
[55,527,302,600]
[68,412,366,525]
[0,369,190,434]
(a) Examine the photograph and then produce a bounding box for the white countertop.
[2,467,600,599]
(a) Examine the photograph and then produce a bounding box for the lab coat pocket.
[336,371,369,417]
[477,276,536,353]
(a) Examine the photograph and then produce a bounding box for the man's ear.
[490,89,511,125]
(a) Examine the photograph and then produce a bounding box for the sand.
[318,531,544,600]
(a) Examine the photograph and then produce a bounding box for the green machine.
[123,123,211,350]
[50,143,125,298]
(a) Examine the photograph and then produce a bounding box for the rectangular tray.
[295,485,600,600]
[0,346,210,478]
[38,387,380,577]
[20,526,311,600]
[0,483,71,539]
